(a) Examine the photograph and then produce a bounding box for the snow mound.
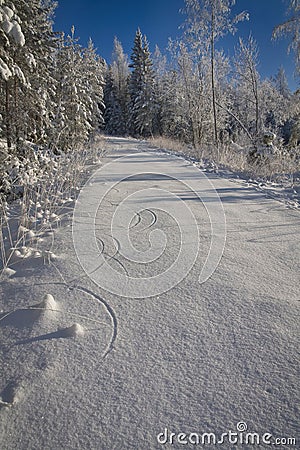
[2,267,16,277]
[43,250,57,262]
[26,230,35,239]
[19,225,29,234]
[60,323,85,338]
[34,294,58,313]
[20,246,32,258]
[12,249,22,259]
[39,293,57,310]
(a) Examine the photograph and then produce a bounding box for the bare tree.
[182,0,248,153]
[235,35,261,140]
[272,0,300,76]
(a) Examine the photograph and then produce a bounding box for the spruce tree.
[51,28,105,151]
[104,37,129,135]
[0,0,57,149]
[81,38,105,140]
[104,66,123,135]
[129,29,156,137]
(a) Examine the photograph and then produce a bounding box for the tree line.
[105,0,300,157]
[0,0,299,174]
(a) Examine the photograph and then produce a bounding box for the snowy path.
[0,138,299,449]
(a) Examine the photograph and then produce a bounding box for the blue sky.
[53,0,298,91]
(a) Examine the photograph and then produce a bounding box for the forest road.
[1,137,299,450]
[73,137,300,448]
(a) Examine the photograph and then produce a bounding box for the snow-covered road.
[0,138,299,449]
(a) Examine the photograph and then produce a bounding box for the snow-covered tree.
[0,1,26,148]
[104,37,129,135]
[51,28,105,152]
[104,68,119,135]
[81,38,105,140]
[234,35,261,141]
[14,0,58,147]
[159,62,192,142]
[273,0,300,77]
[151,45,166,135]
[129,29,156,137]
[176,41,211,147]
[0,0,58,149]
[272,66,291,98]
[182,0,248,149]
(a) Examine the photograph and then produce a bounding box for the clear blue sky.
[53,0,298,91]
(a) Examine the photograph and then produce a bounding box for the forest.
[0,0,300,207]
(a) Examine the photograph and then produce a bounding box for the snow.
[13,65,26,85]
[0,6,25,47]
[1,19,13,34]
[60,323,85,338]
[35,293,58,312]
[2,267,16,278]
[26,53,36,69]
[0,138,299,449]
[0,57,12,81]
[9,21,25,46]
[2,6,14,20]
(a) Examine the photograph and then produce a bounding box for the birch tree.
[234,35,261,141]
[273,0,300,76]
[182,0,248,151]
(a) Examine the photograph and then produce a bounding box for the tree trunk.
[14,76,20,148]
[5,80,12,149]
[180,56,198,148]
[254,78,259,138]
[211,5,219,155]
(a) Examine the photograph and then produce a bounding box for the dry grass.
[148,136,300,185]
[0,136,106,272]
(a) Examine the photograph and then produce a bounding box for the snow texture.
[0,138,299,449]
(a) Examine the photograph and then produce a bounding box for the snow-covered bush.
[0,135,106,271]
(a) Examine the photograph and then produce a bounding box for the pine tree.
[51,29,83,151]
[14,0,58,147]
[0,1,26,148]
[104,66,123,135]
[152,45,170,136]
